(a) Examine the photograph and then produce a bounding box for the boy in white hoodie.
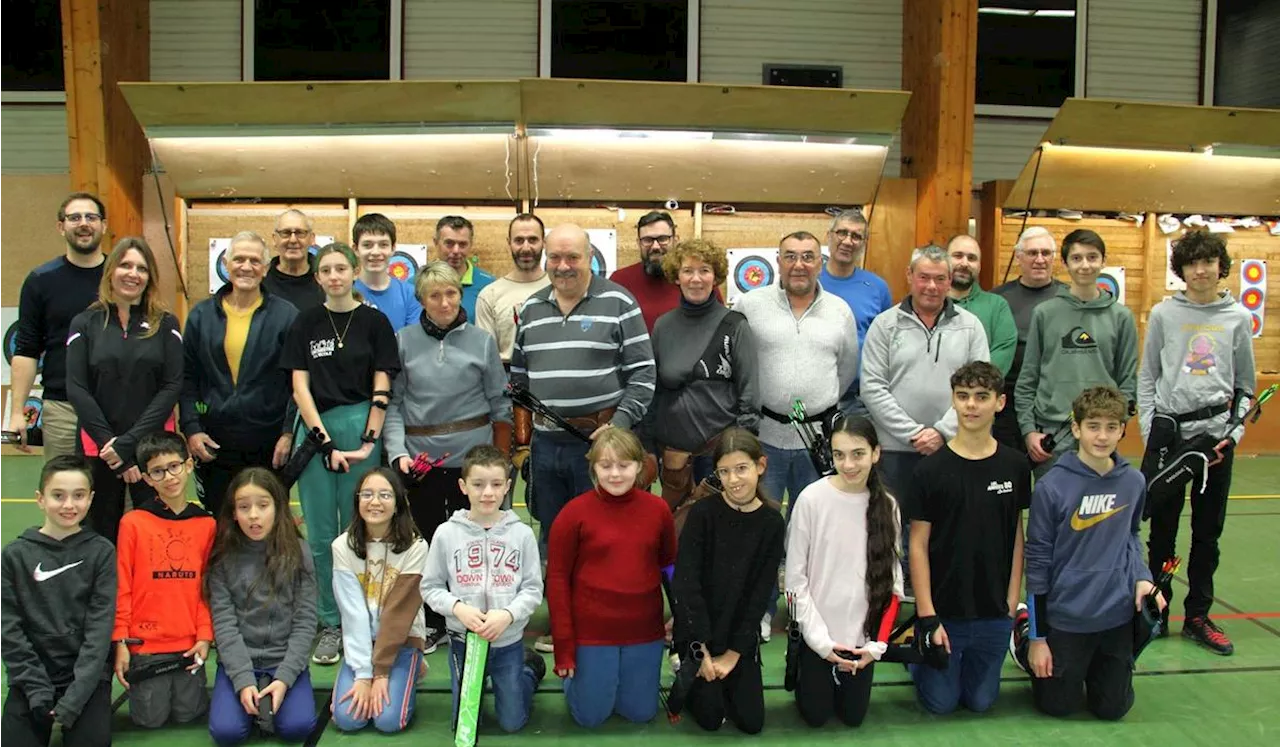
[422,445,546,733]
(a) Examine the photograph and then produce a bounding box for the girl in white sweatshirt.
[785,415,904,727]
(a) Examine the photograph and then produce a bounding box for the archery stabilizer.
[789,400,835,477]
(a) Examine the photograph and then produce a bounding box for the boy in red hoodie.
[112,432,216,727]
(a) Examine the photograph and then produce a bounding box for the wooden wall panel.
[0,176,75,305]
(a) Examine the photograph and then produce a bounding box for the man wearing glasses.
[610,211,683,334]
[991,227,1066,452]
[8,193,108,457]
[820,209,893,418]
[263,208,324,311]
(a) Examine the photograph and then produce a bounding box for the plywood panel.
[1042,98,1280,151]
[866,177,918,303]
[1,175,77,305]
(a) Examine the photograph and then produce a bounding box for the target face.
[590,245,608,277]
[1243,261,1264,284]
[4,321,43,371]
[23,396,42,429]
[1242,287,1264,310]
[1096,273,1122,299]
[388,251,419,283]
[215,249,230,284]
[734,255,776,293]
[1251,314,1263,336]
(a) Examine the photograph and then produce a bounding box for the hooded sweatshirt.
[1,528,115,726]
[1015,287,1139,438]
[421,510,543,650]
[207,537,318,694]
[1138,291,1257,444]
[1024,452,1152,636]
[331,533,428,680]
[113,499,216,654]
[860,297,990,452]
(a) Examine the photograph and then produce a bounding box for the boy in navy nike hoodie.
[2,456,116,747]
[1022,386,1162,721]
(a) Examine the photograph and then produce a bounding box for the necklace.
[326,306,355,349]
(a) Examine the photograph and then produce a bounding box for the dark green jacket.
[953,286,1018,376]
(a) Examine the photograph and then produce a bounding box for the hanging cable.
[1002,145,1045,284]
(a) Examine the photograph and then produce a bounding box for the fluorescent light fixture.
[529,128,713,142]
[527,128,891,147]
[979,7,1034,16]
[1034,9,1076,17]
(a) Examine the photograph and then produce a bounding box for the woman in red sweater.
[546,427,676,728]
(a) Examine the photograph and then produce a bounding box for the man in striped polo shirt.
[511,223,656,548]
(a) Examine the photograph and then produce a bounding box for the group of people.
[1,191,1257,744]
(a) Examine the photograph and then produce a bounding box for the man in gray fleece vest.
[860,245,990,545]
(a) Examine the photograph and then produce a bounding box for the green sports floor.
[3,454,1279,745]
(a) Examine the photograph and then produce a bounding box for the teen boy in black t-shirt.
[908,361,1031,715]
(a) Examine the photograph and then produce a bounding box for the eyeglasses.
[639,235,674,248]
[715,463,757,480]
[1020,249,1054,259]
[274,228,311,238]
[62,213,103,225]
[146,461,189,482]
[358,490,396,503]
[831,229,865,242]
[780,251,820,265]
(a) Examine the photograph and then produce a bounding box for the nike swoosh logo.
[32,560,85,582]
[1070,506,1127,531]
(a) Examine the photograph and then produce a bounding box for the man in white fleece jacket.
[860,245,989,572]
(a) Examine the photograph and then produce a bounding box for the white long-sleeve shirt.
[785,477,903,659]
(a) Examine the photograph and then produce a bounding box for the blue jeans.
[563,640,665,728]
[911,617,1012,714]
[531,431,594,549]
[448,638,537,733]
[209,665,316,745]
[761,443,819,618]
[332,646,423,733]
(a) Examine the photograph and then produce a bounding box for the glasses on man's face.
[275,228,310,239]
[831,229,865,242]
[639,235,673,248]
[715,463,756,481]
[358,490,396,503]
[147,461,189,482]
[63,213,103,225]
[780,251,820,266]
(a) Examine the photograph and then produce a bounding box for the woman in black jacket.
[66,237,184,543]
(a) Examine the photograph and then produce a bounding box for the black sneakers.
[1183,615,1234,656]
[525,648,547,683]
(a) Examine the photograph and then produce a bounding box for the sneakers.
[760,613,772,644]
[1183,615,1234,656]
[423,628,448,655]
[534,634,555,654]
[312,626,342,665]
[1010,603,1030,673]
[524,648,547,683]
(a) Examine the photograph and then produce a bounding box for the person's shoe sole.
[311,653,340,665]
[534,640,554,654]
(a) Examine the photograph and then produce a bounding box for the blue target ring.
[589,245,608,277]
[734,256,775,294]
[215,249,230,284]
[24,396,42,429]
[388,251,419,283]
[1096,273,1121,299]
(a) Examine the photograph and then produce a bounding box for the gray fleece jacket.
[207,538,317,693]
[421,510,543,650]
[1138,291,1257,444]
[384,321,512,469]
[860,297,990,452]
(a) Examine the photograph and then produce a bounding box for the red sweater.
[547,486,676,671]
[113,500,215,654]
[609,263,682,334]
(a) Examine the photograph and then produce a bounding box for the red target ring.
[1251,313,1262,336]
[1241,288,1263,310]
[1243,261,1264,284]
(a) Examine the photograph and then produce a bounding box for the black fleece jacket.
[1,528,116,727]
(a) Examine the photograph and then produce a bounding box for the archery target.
[590,245,608,277]
[735,256,775,294]
[3,321,18,367]
[1240,259,1266,338]
[1097,267,1125,304]
[387,251,419,283]
[215,249,231,284]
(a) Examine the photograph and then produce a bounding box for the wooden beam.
[62,0,150,242]
[173,195,188,325]
[978,179,1014,289]
[901,0,977,247]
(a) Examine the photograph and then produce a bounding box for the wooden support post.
[1141,212,1160,325]
[173,195,189,325]
[901,0,977,248]
[61,0,150,243]
[348,198,359,240]
[692,202,704,238]
[978,179,1014,288]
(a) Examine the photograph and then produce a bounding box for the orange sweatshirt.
[112,499,215,654]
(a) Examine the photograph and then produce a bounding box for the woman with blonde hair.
[383,260,511,651]
[66,236,184,543]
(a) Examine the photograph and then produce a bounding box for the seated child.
[1,455,116,747]
[331,467,429,734]
[422,445,546,733]
[206,468,319,745]
[673,428,785,735]
[547,428,677,728]
[113,432,216,728]
[1020,386,1163,720]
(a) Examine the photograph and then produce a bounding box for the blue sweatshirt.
[1024,452,1152,636]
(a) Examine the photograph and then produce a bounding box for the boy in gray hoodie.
[1021,387,1160,721]
[422,445,545,733]
[1138,231,1256,656]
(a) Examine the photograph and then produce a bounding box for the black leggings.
[686,647,765,734]
[1030,622,1134,721]
[86,459,156,545]
[794,643,875,728]
[406,465,468,631]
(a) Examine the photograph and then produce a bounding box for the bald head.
[545,223,591,300]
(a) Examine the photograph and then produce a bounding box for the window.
[1213,0,1280,108]
[541,0,698,82]
[976,1,1079,109]
[250,0,396,81]
[2,0,63,92]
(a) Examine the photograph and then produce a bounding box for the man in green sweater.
[1015,229,1138,476]
[946,235,1017,377]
